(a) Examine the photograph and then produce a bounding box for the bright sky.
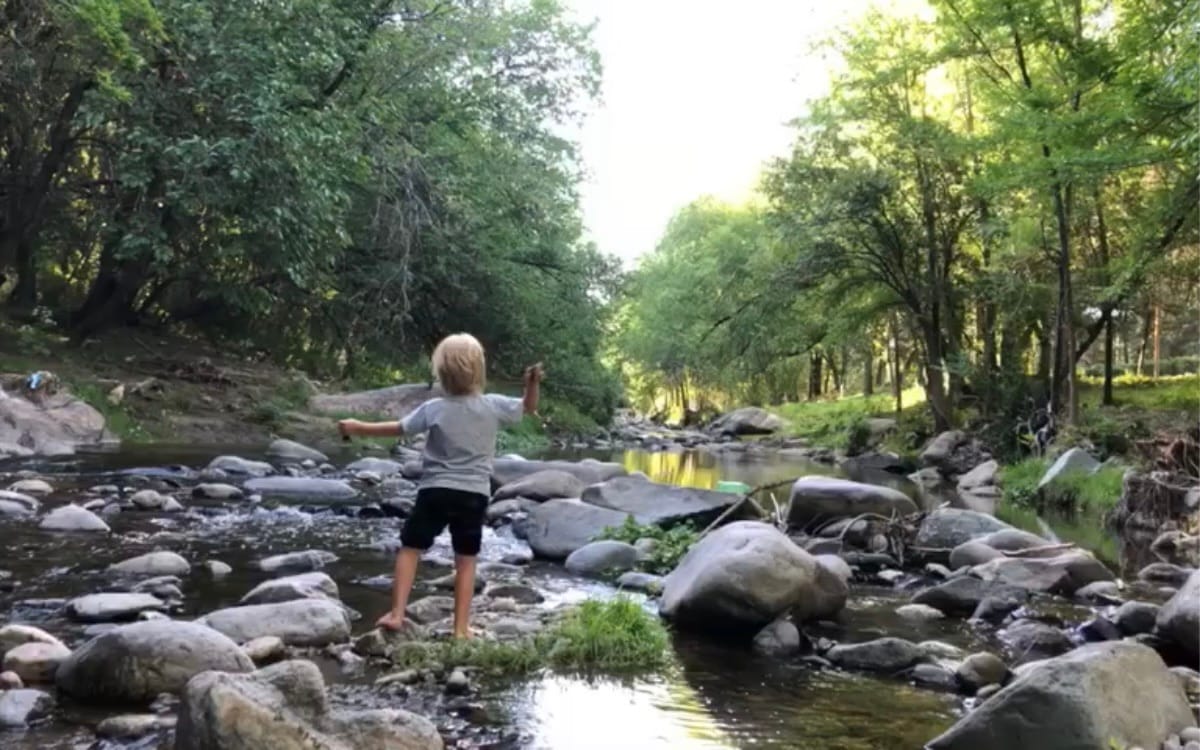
[564,0,887,266]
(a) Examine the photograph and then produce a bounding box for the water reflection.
[616,449,837,492]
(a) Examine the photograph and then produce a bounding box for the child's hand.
[524,363,544,384]
[337,419,361,438]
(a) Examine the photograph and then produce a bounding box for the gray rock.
[661,522,838,633]
[406,596,455,625]
[266,439,328,464]
[0,385,114,457]
[710,407,785,436]
[582,476,744,527]
[999,620,1072,664]
[1112,601,1159,636]
[351,623,427,658]
[2,641,70,684]
[207,455,274,477]
[445,668,469,694]
[129,489,173,510]
[203,560,233,577]
[617,571,665,594]
[492,458,625,489]
[492,470,586,503]
[957,460,999,492]
[243,477,358,503]
[39,504,110,532]
[926,641,1194,750]
[1156,569,1199,661]
[827,637,924,672]
[1140,562,1195,587]
[56,620,253,704]
[109,551,191,577]
[193,483,244,500]
[971,552,1115,596]
[0,498,33,516]
[919,641,965,660]
[242,636,287,665]
[785,476,917,530]
[95,713,176,739]
[199,599,351,647]
[0,624,65,657]
[977,528,1047,552]
[0,489,40,511]
[240,572,339,606]
[0,671,21,689]
[483,584,545,605]
[7,479,52,496]
[949,540,1003,569]
[65,593,166,623]
[1037,447,1099,489]
[524,499,631,560]
[1152,531,1200,567]
[911,662,959,691]
[912,576,1028,617]
[486,498,527,522]
[258,549,338,574]
[957,652,1009,693]
[564,540,640,577]
[174,659,443,750]
[753,619,802,656]
[0,688,52,727]
[896,603,946,622]
[345,457,405,476]
[1075,580,1123,604]
[920,430,965,471]
[914,508,1012,559]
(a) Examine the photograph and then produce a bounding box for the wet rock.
[926,642,1194,750]
[109,551,191,577]
[39,503,110,532]
[896,603,946,622]
[486,498,530,523]
[7,479,52,496]
[827,637,924,672]
[0,624,65,657]
[445,668,470,694]
[999,620,1072,664]
[957,652,1009,693]
[709,407,785,435]
[1152,531,1200,567]
[492,470,586,503]
[351,622,427,658]
[524,498,630,560]
[267,439,328,464]
[346,457,405,476]
[200,599,352,647]
[1156,569,1199,661]
[429,572,483,594]
[0,497,35,516]
[258,549,339,574]
[919,641,964,660]
[2,641,70,684]
[661,522,839,633]
[0,688,52,727]
[970,596,1023,624]
[500,549,533,566]
[175,659,443,750]
[877,569,905,585]
[65,593,166,622]
[912,576,1028,617]
[978,528,1047,552]
[583,476,745,527]
[483,584,544,605]
[207,455,274,477]
[243,636,287,665]
[243,477,358,503]
[1037,447,1099,489]
[203,560,232,577]
[380,496,415,517]
[753,619,802,656]
[1079,616,1122,642]
[193,483,244,500]
[240,572,339,606]
[785,476,917,531]
[949,541,1003,569]
[492,457,625,489]
[0,671,21,690]
[956,460,999,494]
[129,489,179,511]
[911,662,958,691]
[921,431,990,476]
[565,540,640,578]
[914,508,1012,560]
[971,552,1115,596]
[56,620,253,704]
[1140,562,1195,587]
[1076,580,1123,605]
[375,669,421,688]
[95,713,176,739]
[617,571,665,594]
[1112,601,1160,636]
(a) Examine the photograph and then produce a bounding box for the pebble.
[896,604,945,622]
[242,636,286,665]
[202,560,233,577]
[0,671,23,690]
[877,569,904,585]
[445,669,470,694]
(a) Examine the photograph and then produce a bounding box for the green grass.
[1000,456,1124,514]
[771,386,927,452]
[600,517,698,575]
[497,415,551,454]
[70,381,151,442]
[387,598,670,675]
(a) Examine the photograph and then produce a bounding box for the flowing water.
[0,443,1127,749]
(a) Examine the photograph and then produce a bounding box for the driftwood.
[1000,542,1077,557]
[697,477,795,539]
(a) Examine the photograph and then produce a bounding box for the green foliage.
[387,598,669,674]
[496,415,550,454]
[70,382,149,442]
[773,388,925,451]
[600,517,699,575]
[1001,457,1124,514]
[1000,458,1048,510]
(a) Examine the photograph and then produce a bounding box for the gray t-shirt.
[401,393,525,496]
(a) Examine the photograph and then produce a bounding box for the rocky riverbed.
[0,433,1197,750]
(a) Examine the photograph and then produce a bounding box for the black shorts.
[400,487,488,556]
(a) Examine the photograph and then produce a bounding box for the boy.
[338,333,542,639]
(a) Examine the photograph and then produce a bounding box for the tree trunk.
[923,326,953,432]
[1048,181,1076,422]
[69,240,148,340]
[1136,304,1152,375]
[808,352,823,400]
[863,343,874,396]
[1152,303,1161,379]
[1103,313,1115,405]
[4,236,36,312]
[889,313,903,415]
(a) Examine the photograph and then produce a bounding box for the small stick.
[1001,542,1077,557]
[699,477,798,538]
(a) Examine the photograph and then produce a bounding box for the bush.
[600,517,699,574]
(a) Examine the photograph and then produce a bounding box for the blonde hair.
[431,333,486,396]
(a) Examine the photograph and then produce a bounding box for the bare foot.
[376,611,405,631]
[452,630,473,641]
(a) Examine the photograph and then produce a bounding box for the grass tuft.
[1000,457,1124,514]
[771,386,927,452]
[599,517,698,575]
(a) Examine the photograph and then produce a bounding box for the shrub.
[600,517,699,574]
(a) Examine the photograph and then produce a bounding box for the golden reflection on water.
[621,450,723,490]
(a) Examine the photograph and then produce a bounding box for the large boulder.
[240,572,340,606]
[564,541,640,578]
[175,659,442,750]
[582,476,745,527]
[492,470,586,503]
[0,624,65,657]
[925,642,1195,750]
[266,439,328,464]
[827,637,924,672]
[56,621,254,704]
[785,476,917,530]
[199,599,351,647]
[243,477,358,503]
[998,619,1072,664]
[39,503,110,532]
[491,458,625,490]
[0,688,53,728]
[913,508,1013,561]
[911,576,1028,617]
[1037,447,1099,489]
[971,552,1114,596]
[65,593,166,622]
[109,551,191,577]
[3,641,71,684]
[660,521,839,633]
[0,385,116,458]
[920,430,990,475]
[1157,569,1200,661]
[523,498,630,560]
[709,407,784,436]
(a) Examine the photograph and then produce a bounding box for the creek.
[0,442,1138,749]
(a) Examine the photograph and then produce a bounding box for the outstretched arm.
[522,363,543,415]
[338,419,402,439]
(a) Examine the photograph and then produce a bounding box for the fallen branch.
[1000,542,1077,558]
[698,477,796,539]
